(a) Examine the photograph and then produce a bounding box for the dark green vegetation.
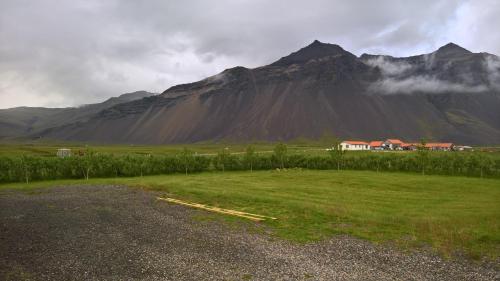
[1,170,499,259]
[1,144,499,183]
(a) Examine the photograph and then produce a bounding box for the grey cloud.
[484,55,500,90]
[370,76,488,95]
[364,57,413,76]
[1,0,500,108]
[366,53,496,94]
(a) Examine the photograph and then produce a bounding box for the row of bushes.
[0,149,499,183]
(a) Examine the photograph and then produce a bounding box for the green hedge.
[0,151,499,183]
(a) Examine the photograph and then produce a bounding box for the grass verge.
[1,169,499,260]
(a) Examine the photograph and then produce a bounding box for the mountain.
[0,91,155,139]
[37,41,500,144]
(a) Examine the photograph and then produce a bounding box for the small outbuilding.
[455,145,473,151]
[56,148,72,158]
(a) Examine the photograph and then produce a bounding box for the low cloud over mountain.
[363,44,500,94]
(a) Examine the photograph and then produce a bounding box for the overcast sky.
[1,0,499,109]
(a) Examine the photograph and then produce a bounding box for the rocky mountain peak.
[270,40,352,67]
[435,42,472,57]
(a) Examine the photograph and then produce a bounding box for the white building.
[455,145,473,151]
[56,148,72,158]
[340,141,370,151]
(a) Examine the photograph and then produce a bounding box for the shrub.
[0,151,498,183]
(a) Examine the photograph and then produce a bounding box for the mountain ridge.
[0,91,156,139]
[16,41,500,144]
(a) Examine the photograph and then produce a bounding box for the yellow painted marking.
[157,197,277,221]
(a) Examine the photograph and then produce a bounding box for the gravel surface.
[0,185,498,281]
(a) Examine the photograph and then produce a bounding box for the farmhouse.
[340,139,456,152]
[369,141,384,150]
[384,139,404,150]
[340,141,370,151]
[425,143,454,151]
[401,143,419,151]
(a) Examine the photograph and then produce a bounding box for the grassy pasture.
[0,140,329,157]
[2,170,499,260]
[1,139,498,158]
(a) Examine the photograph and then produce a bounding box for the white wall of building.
[340,142,370,151]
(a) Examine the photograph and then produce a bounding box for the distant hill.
[0,91,155,139]
[27,41,500,144]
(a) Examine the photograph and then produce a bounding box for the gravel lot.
[0,185,498,281]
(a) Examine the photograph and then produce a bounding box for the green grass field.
[1,170,499,260]
[2,139,498,158]
[0,140,331,157]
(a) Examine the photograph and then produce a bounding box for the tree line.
[0,145,499,183]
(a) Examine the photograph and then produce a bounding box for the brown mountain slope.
[40,41,500,145]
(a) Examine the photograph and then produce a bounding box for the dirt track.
[0,185,498,280]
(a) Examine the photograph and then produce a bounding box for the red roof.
[425,143,453,148]
[369,141,384,147]
[386,139,404,145]
[343,140,369,145]
[401,143,419,147]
